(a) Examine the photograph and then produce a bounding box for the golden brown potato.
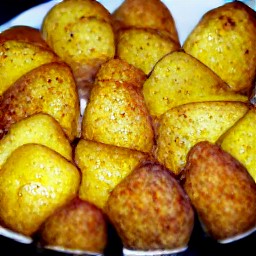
[105,162,194,251]
[0,25,50,49]
[183,1,256,94]
[95,58,147,88]
[0,113,73,169]
[142,51,248,119]
[116,27,180,75]
[74,139,148,209]
[155,101,248,175]
[183,141,256,241]
[112,0,179,44]
[41,0,115,89]
[81,80,154,153]
[0,39,59,95]
[218,107,256,182]
[0,62,80,141]
[39,197,107,253]
[0,143,80,237]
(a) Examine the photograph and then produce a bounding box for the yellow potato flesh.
[0,143,80,236]
[155,101,248,175]
[75,139,147,209]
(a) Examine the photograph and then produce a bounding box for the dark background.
[0,1,255,255]
[0,0,50,25]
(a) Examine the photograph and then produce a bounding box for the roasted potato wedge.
[112,0,179,44]
[142,51,248,119]
[155,101,248,175]
[39,197,107,253]
[41,0,115,88]
[183,1,256,94]
[0,62,80,141]
[0,113,72,169]
[0,143,80,237]
[183,141,256,241]
[105,162,194,251]
[0,25,50,49]
[81,80,154,153]
[116,27,180,75]
[74,139,148,209]
[0,39,59,95]
[218,107,256,182]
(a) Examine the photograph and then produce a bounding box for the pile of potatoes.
[0,0,256,255]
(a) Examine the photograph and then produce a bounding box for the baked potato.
[142,51,247,119]
[81,80,154,153]
[105,162,194,251]
[39,197,107,253]
[183,1,256,94]
[41,0,115,90]
[0,39,59,95]
[183,141,256,241]
[0,143,80,237]
[0,61,80,141]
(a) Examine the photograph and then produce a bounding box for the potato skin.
[39,197,107,253]
[112,0,179,44]
[82,81,154,153]
[105,162,194,250]
[183,2,256,94]
[0,62,80,141]
[0,143,80,236]
[183,141,256,241]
